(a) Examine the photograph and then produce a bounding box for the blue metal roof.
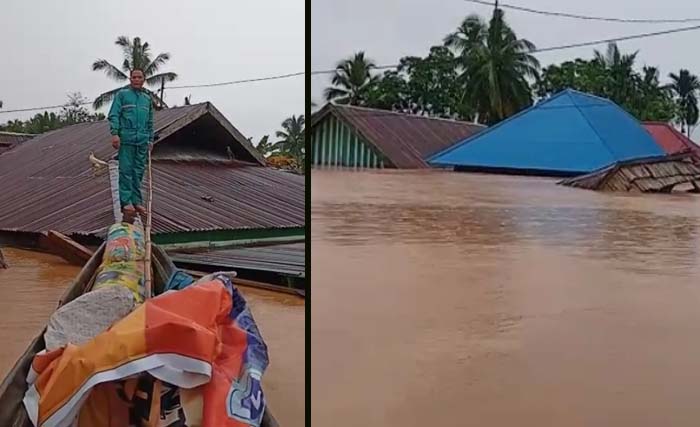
[428,89,665,174]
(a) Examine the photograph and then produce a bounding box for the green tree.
[668,69,700,136]
[251,135,274,157]
[324,52,378,105]
[367,46,474,120]
[536,44,676,122]
[61,92,105,125]
[92,36,178,110]
[592,43,638,105]
[445,8,539,124]
[274,115,305,166]
[365,70,408,111]
[0,93,104,134]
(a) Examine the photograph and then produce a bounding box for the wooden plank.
[181,268,302,296]
[39,231,94,266]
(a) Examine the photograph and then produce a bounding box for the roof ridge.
[566,91,618,163]
[332,104,485,127]
[428,89,573,163]
[0,131,35,136]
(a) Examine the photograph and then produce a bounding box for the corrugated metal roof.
[0,103,304,236]
[643,122,700,156]
[0,132,34,155]
[429,89,665,175]
[310,104,484,169]
[169,242,305,277]
[151,161,304,233]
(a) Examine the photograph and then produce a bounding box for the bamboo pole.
[144,148,153,299]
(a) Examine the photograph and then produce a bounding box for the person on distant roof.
[108,68,154,219]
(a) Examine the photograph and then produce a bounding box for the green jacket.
[108,87,154,145]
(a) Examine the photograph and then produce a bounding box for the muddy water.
[0,248,304,427]
[244,288,305,427]
[0,248,80,377]
[312,169,700,427]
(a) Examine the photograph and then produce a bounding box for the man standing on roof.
[108,68,154,218]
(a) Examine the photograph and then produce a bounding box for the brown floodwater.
[0,248,304,427]
[312,169,700,427]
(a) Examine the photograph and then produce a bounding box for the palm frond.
[324,87,349,102]
[145,72,178,86]
[92,59,129,81]
[92,85,127,110]
[144,53,171,76]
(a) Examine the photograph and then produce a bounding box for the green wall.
[311,115,386,169]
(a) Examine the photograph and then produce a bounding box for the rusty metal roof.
[0,103,304,236]
[169,242,305,277]
[310,104,485,169]
[0,132,34,155]
[643,122,700,156]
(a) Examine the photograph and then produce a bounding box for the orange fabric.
[25,278,268,427]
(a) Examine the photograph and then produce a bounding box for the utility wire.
[166,71,306,89]
[531,24,700,53]
[311,24,700,76]
[5,23,700,114]
[465,0,700,24]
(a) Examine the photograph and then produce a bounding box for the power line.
[166,71,306,89]
[311,24,700,76]
[0,70,309,114]
[531,23,700,53]
[0,102,91,114]
[465,0,700,24]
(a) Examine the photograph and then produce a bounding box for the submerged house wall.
[311,114,385,169]
[310,103,484,170]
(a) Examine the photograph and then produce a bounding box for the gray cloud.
[311,0,700,136]
[0,0,304,141]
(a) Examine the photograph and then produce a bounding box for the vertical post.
[159,78,165,109]
[144,149,153,299]
[354,135,359,170]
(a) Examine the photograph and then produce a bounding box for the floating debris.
[559,154,700,193]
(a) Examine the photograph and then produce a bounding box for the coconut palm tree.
[668,69,700,137]
[274,115,305,165]
[92,36,178,110]
[593,43,638,105]
[324,52,378,105]
[445,7,539,124]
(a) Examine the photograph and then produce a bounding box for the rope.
[143,148,153,299]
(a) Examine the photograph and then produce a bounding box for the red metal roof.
[310,104,485,169]
[0,103,304,236]
[643,122,700,156]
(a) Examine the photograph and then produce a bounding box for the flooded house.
[309,103,484,169]
[643,121,700,159]
[0,102,305,288]
[428,89,666,176]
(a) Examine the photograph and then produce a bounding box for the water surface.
[0,248,304,427]
[312,169,700,426]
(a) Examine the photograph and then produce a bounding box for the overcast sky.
[0,0,304,142]
[311,0,700,137]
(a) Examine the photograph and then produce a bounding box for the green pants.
[118,144,148,208]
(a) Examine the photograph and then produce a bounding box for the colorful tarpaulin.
[23,273,269,427]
